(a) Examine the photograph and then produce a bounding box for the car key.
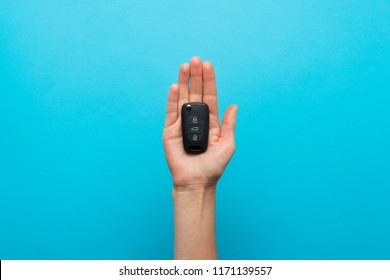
[181,102,209,153]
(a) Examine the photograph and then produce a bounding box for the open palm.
[163,57,237,189]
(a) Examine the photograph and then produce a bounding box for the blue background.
[1,0,389,259]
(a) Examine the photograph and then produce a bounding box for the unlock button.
[191,134,200,142]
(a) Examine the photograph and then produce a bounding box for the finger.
[203,61,220,131]
[220,105,238,142]
[189,56,203,102]
[203,61,218,116]
[164,84,179,127]
[178,63,190,112]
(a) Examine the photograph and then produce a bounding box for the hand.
[163,56,238,190]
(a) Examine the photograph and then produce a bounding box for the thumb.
[220,105,238,141]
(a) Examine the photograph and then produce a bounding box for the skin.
[162,56,238,259]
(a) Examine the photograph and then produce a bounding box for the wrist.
[173,182,216,191]
[172,183,216,201]
[172,174,220,192]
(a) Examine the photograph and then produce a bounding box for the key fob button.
[186,115,204,125]
[190,134,201,142]
[187,131,202,141]
[188,125,201,133]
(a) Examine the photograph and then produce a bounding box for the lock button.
[186,115,204,125]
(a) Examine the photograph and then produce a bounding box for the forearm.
[172,184,217,260]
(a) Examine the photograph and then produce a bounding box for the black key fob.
[181,102,209,153]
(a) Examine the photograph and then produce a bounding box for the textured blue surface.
[1,0,389,259]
